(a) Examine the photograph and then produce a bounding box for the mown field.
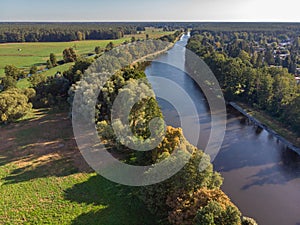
[0,109,158,225]
[0,30,174,78]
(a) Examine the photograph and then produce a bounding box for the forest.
[186,29,300,134]
[0,23,139,42]
[0,22,181,43]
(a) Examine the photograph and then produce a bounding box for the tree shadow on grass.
[1,109,91,184]
[64,175,161,225]
[3,155,79,184]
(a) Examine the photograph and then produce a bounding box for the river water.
[145,34,300,225]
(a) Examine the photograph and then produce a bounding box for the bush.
[97,121,114,140]
[29,73,47,87]
[63,48,78,63]
[194,200,241,225]
[32,75,70,108]
[63,58,94,84]
[29,65,38,75]
[95,46,102,54]
[167,188,239,225]
[1,75,17,90]
[23,88,36,101]
[0,89,32,123]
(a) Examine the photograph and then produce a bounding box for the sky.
[1,0,300,22]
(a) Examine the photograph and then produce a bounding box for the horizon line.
[1,20,300,23]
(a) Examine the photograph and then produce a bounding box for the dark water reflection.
[145,34,300,225]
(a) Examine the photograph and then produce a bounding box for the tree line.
[4,23,300,43]
[0,22,185,43]
[0,22,138,42]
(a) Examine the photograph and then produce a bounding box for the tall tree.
[30,65,38,75]
[63,48,77,63]
[95,46,102,54]
[49,53,57,67]
[256,53,264,68]
[265,49,275,65]
[275,55,282,66]
[105,42,114,51]
[4,65,21,80]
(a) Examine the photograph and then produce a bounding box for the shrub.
[0,89,32,123]
[63,48,78,63]
[29,73,47,87]
[167,188,239,225]
[194,200,241,225]
[1,75,17,90]
[23,88,36,101]
[32,75,70,108]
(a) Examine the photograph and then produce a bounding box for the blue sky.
[1,0,300,22]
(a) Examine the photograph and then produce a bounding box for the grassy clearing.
[127,29,174,40]
[237,102,300,147]
[0,110,158,225]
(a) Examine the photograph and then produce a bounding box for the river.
[145,33,300,225]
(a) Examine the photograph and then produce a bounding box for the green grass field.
[0,39,126,78]
[133,28,174,39]
[0,109,158,225]
[0,30,174,78]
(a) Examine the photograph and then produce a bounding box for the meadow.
[0,39,128,78]
[0,30,174,78]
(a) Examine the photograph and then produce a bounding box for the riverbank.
[229,102,300,155]
[131,32,184,66]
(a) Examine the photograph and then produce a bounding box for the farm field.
[0,109,158,225]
